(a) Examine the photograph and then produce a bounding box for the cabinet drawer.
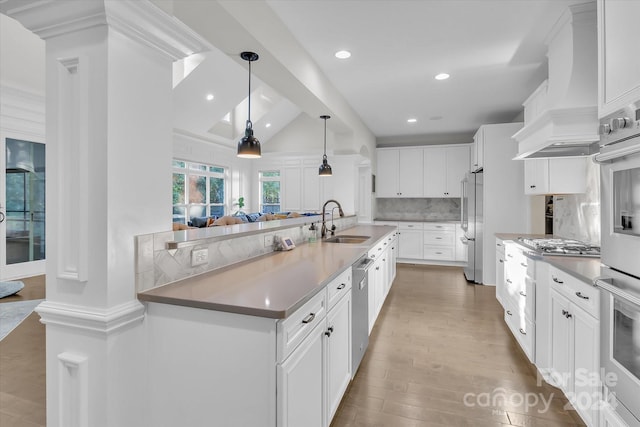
[277,290,327,362]
[513,277,536,320]
[548,266,599,319]
[423,230,455,246]
[423,223,455,232]
[504,301,535,362]
[398,222,424,230]
[496,238,506,255]
[327,268,352,310]
[423,245,455,260]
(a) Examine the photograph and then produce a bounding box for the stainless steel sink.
[324,235,370,244]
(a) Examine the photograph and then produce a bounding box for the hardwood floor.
[0,275,46,427]
[330,264,586,427]
[0,267,586,427]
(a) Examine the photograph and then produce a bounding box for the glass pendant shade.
[319,115,332,176]
[237,51,261,158]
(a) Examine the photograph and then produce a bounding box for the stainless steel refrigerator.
[461,171,483,283]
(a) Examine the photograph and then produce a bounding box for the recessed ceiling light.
[407,118,417,123]
[265,123,272,128]
[435,73,450,80]
[206,93,214,101]
[335,50,351,59]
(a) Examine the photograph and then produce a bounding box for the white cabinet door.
[326,292,352,423]
[376,149,399,197]
[473,127,484,171]
[525,158,587,195]
[495,239,505,307]
[398,148,424,197]
[445,145,470,197]
[524,159,549,195]
[373,256,385,318]
[367,263,377,334]
[572,304,599,427]
[277,321,325,427]
[550,289,572,393]
[598,0,640,117]
[398,229,423,259]
[423,147,447,197]
[283,167,302,211]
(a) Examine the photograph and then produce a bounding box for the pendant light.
[237,51,261,158]
[319,115,332,176]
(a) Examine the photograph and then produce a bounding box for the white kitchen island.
[139,225,396,427]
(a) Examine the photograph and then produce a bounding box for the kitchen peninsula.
[138,224,397,427]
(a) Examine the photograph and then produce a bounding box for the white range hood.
[513,2,599,160]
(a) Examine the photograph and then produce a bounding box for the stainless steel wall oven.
[596,101,640,426]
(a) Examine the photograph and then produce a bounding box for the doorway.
[1,138,45,279]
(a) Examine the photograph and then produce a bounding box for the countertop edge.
[138,224,396,319]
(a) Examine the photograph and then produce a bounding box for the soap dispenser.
[308,223,318,243]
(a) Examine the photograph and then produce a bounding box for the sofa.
[173,212,320,231]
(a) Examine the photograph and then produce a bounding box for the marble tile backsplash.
[134,215,358,292]
[553,159,601,245]
[376,198,461,221]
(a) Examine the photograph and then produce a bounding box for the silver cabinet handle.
[506,310,512,316]
[436,237,442,240]
[520,262,527,268]
[325,326,334,337]
[507,254,513,258]
[561,309,572,319]
[337,283,346,290]
[302,313,315,324]
[575,292,589,300]
[497,243,502,247]
[519,291,526,297]
[376,266,380,271]
[552,276,564,284]
[506,279,512,284]
[519,328,526,335]
[499,259,504,263]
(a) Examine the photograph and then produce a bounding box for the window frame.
[172,159,228,224]
[259,170,281,214]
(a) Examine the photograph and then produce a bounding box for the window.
[172,160,226,224]
[259,170,281,214]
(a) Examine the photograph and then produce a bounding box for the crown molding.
[0,0,211,60]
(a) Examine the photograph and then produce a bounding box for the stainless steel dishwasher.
[352,254,372,376]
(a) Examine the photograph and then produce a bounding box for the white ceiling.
[1,0,594,150]
[265,0,591,145]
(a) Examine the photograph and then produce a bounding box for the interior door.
[1,138,46,280]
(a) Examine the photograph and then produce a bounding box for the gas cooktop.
[517,237,601,258]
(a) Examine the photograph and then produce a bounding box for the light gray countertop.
[495,232,602,284]
[138,225,396,319]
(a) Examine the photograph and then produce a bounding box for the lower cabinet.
[495,238,506,307]
[278,269,353,427]
[368,231,397,334]
[548,283,600,427]
[326,290,352,421]
[277,320,325,427]
[398,223,423,259]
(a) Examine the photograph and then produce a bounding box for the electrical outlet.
[191,248,209,267]
[264,234,274,247]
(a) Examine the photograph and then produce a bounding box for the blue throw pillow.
[246,213,260,223]
[190,217,209,228]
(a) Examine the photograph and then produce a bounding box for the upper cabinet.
[423,145,470,198]
[472,127,485,171]
[377,145,469,198]
[376,148,423,197]
[524,158,587,195]
[597,0,640,118]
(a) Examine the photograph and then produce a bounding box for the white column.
[0,1,209,425]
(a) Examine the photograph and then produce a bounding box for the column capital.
[0,0,211,60]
